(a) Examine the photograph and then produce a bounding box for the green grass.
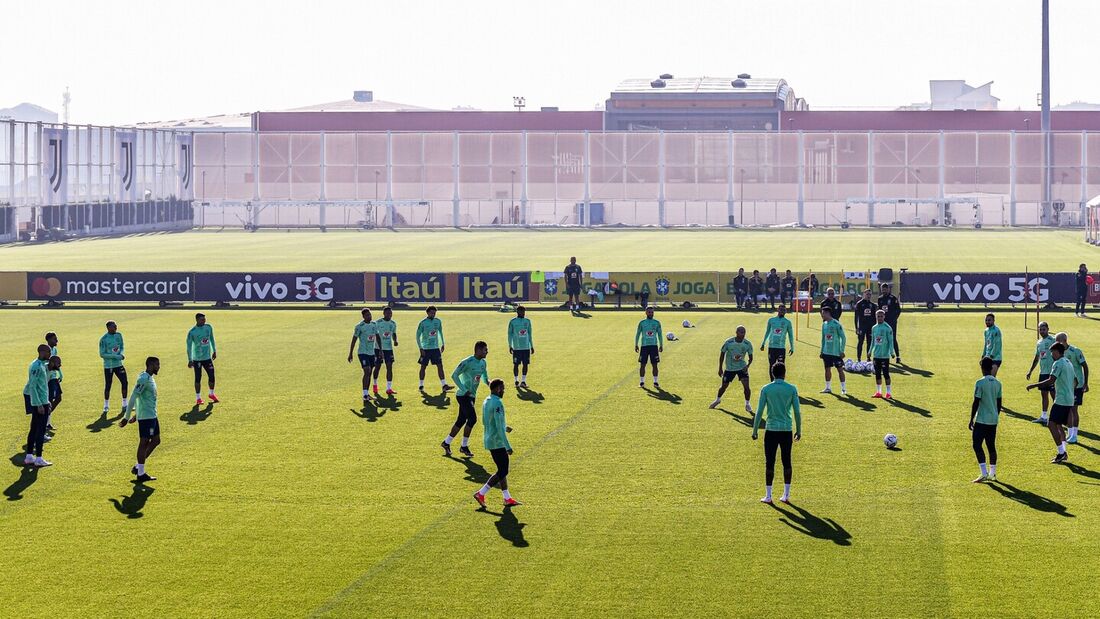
[1,307,1097,617]
[0,228,1096,272]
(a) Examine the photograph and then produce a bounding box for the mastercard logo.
[31,277,62,297]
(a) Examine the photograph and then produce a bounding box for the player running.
[853,290,877,362]
[635,306,663,388]
[970,357,1003,482]
[372,307,399,396]
[870,310,896,399]
[348,308,379,404]
[441,341,490,458]
[472,379,520,508]
[752,362,801,504]
[760,305,795,381]
[710,326,754,412]
[417,306,454,392]
[1027,343,1073,463]
[564,257,583,313]
[22,344,53,467]
[819,307,847,395]
[45,332,61,433]
[507,305,534,388]
[1054,331,1088,444]
[119,357,161,483]
[1025,321,1056,424]
[99,321,128,414]
[186,313,219,405]
[982,313,1003,376]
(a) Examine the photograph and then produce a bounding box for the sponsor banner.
[116,130,137,202]
[539,273,608,304]
[369,273,447,303]
[195,273,364,302]
[1089,273,1100,305]
[458,272,530,302]
[609,272,719,303]
[0,272,27,301]
[41,128,68,205]
[902,272,1077,304]
[177,134,194,200]
[27,272,193,301]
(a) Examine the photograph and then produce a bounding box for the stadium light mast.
[1041,0,1052,225]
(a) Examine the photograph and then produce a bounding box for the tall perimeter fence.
[3,119,1100,237]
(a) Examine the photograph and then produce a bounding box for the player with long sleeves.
[186,313,218,405]
[819,307,847,394]
[508,306,534,388]
[99,321,128,414]
[635,306,663,388]
[752,362,802,504]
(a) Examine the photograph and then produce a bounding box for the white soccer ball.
[666,331,677,341]
[682,319,691,328]
[861,361,872,372]
[843,358,854,371]
[884,433,898,449]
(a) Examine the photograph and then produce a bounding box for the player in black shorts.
[564,257,583,312]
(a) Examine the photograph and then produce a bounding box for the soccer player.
[819,307,847,394]
[1027,343,1072,463]
[372,307,399,396]
[760,305,795,381]
[781,269,797,307]
[417,306,454,392]
[472,379,520,508]
[1025,321,1056,424]
[347,308,379,403]
[508,305,534,387]
[853,290,877,362]
[441,341,489,458]
[186,313,219,405]
[635,306,663,388]
[564,256,583,312]
[748,270,764,310]
[1075,263,1089,317]
[45,332,61,432]
[970,357,1003,482]
[1054,331,1088,444]
[751,362,801,504]
[710,325,754,412]
[820,287,843,321]
[99,321,128,414]
[877,283,902,364]
[765,268,781,309]
[732,268,749,309]
[119,357,161,483]
[22,344,53,467]
[870,310,896,399]
[982,313,1002,376]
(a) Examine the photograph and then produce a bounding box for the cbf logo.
[544,279,558,295]
[655,276,671,296]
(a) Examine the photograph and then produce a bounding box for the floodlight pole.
[1041,0,1052,226]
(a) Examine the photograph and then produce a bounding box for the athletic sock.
[386,381,393,390]
[419,379,424,388]
[745,400,750,408]
[502,489,512,500]
[990,464,997,475]
[885,384,892,395]
[825,381,831,390]
[208,389,215,396]
[104,399,110,409]
[121,398,128,408]
[521,374,527,382]
[1057,443,1066,454]
[136,463,145,475]
[440,379,447,387]
[1041,409,1048,419]
[196,392,202,399]
[1070,427,1078,439]
[782,483,791,498]
[461,436,469,447]
[362,389,369,397]
[478,483,491,495]
[840,381,846,391]
[764,485,773,500]
[979,463,988,476]
[443,435,454,445]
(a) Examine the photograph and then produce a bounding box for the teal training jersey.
[99,332,125,369]
[186,324,216,362]
[983,325,1003,361]
[129,372,158,420]
[820,320,846,357]
[870,322,895,359]
[354,321,378,355]
[416,318,444,350]
[452,355,489,397]
[753,379,802,433]
[721,337,754,371]
[763,316,794,351]
[1051,357,1076,406]
[973,375,1002,425]
[23,358,49,407]
[482,394,512,451]
[636,319,663,347]
[1065,345,1087,387]
[508,317,533,350]
[49,345,62,381]
[1036,335,1057,374]
[375,319,397,351]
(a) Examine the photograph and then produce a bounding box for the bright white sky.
[4,0,1099,125]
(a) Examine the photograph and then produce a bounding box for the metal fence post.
[583,131,591,227]
[451,131,460,228]
[797,130,805,226]
[1009,130,1017,226]
[658,130,666,227]
[727,130,735,227]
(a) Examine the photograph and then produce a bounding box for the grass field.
[1,307,1098,617]
[1,228,1097,272]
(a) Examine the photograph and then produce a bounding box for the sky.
[3,0,1100,125]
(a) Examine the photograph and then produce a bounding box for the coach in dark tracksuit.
[853,290,877,361]
[878,283,902,364]
[820,288,843,322]
[765,269,781,309]
[781,270,797,307]
[733,269,749,309]
[1075,263,1089,316]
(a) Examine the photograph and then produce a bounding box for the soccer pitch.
[1,307,1098,617]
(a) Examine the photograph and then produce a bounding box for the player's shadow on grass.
[1000,407,1035,424]
[798,396,825,409]
[109,482,155,519]
[842,394,876,412]
[86,410,121,433]
[516,387,544,405]
[1070,441,1100,456]
[572,311,592,319]
[446,455,490,484]
[769,502,852,546]
[375,395,403,412]
[180,403,214,425]
[643,386,682,405]
[886,398,933,418]
[421,392,451,410]
[1064,462,1100,481]
[987,481,1074,517]
[716,408,754,427]
[1074,428,1100,442]
[478,506,529,548]
[4,454,39,501]
[891,363,934,378]
[350,404,385,423]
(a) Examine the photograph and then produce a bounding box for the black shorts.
[1074,387,1085,406]
[990,360,1002,368]
[419,349,443,366]
[512,349,531,365]
[767,348,786,366]
[1050,403,1072,425]
[376,349,395,364]
[137,418,160,439]
[490,447,510,478]
[723,368,749,383]
[48,379,62,400]
[104,366,127,382]
[455,395,477,427]
[1038,374,1054,392]
[192,359,215,381]
[24,393,39,415]
[821,354,844,369]
[639,345,660,364]
[566,283,581,296]
[874,358,890,373]
[357,353,376,369]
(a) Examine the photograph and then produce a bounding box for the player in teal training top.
[710,325,754,413]
[441,341,490,458]
[760,305,795,380]
[970,357,1002,483]
[372,307,399,396]
[22,344,53,467]
[417,306,454,393]
[983,313,1003,376]
[1028,342,1074,463]
[347,308,379,404]
[818,307,847,395]
[1054,331,1088,444]
[187,312,219,406]
[752,362,802,504]
[1026,321,1057,424]
[635,306,663,388]
[472,379,521,508]
[870,310,896,399]
[508,305,534,388]
[120,356,161,483]
[99,320,128,414]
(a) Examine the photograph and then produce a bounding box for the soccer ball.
[682,319,691,328]
[666,332,677,341]
[843,358,855,371]
[884,433,898,449]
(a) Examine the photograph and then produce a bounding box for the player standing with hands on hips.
[635,306,663,388]
[564,257,583,313]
